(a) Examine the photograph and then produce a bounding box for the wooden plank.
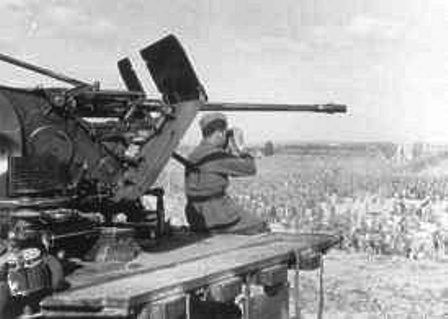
[67,233,275,288]
[49,241,289,301]
[68,233,338,289]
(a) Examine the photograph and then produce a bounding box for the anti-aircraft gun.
[0,35,346,318]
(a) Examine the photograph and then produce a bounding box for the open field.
[156,146,448,318]
[294,250,448,318]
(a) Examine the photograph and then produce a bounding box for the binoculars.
[225,127,245,153]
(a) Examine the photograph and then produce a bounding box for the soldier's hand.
[226,127,247,156]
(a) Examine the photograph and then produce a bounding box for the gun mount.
[0,35,346,318]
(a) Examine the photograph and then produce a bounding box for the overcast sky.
[0,0,447,144]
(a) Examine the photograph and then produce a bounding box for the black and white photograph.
[0,0,447,318]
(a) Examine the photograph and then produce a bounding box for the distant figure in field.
[184,113,268,234]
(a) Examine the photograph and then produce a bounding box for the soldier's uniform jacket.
[184,140,260,232]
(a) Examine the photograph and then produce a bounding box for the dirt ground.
[292,249,448,319]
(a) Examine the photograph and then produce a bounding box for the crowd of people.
[230,170,448,260]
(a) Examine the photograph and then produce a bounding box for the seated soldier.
[184,112,268,234]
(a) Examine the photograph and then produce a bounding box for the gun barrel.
[201,102,347,114]
[0,53,89,87]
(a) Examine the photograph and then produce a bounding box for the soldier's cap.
[199,112,228,136]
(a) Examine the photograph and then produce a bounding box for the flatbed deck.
[39,232,339,318]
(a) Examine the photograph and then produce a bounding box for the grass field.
[156,146,448,318]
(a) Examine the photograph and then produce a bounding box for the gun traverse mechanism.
[0,34,346,318]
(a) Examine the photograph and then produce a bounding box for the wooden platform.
[40,232,340,317]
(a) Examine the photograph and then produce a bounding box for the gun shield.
[140,35,204,104]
